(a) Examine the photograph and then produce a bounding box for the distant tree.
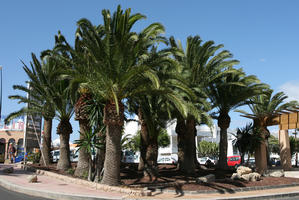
[289,136,299,156]
[208,70,267,169]
[197,141,219,157]
[236,90,298,171]
[124,129,170,153]
[268,135,280,155]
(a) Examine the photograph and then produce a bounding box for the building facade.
[159,120,239,160]
[0,119,25,162]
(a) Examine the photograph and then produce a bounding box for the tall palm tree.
[5,53,57,166]
[42,45,76,171]
[52,31,95,177]
[169,35,238,174]
[207,69,268,169]
[75,5,169,185]
[126,46,192,177]
[236,90,298,172]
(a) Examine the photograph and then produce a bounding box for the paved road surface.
[0,185,52,200]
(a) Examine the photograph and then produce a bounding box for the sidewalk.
[1,164,299,200]
[0,164,124,200]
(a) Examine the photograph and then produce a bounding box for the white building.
[124,119,239,161]
[159,120,239,160]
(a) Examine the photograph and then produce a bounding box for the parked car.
[157,157,177,165]
[122,150,135,163]
[51,150,60,162]
[198,157,217,166]
[247,158,255,168]
[70,150,79,162]
[227,156,241,167]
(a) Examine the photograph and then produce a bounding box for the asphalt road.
[0,185,52,200]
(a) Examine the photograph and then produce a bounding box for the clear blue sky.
[1,1,299,142]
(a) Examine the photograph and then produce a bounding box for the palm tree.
[207,69,267,169]
[5,53,57,166]
[42,45,76,171]
[236,90,298,172]
[235,123,262,164]
[126,46,192,177]
[73,90,92,177]
[169,35,238,174]
[51,32,94,173]
[75,5,169,186]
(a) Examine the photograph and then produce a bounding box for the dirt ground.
[30,163,299,192]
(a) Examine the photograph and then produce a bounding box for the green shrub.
[27,152,41,164]
[66,168,75,175]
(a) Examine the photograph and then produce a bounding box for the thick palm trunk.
[254,122,268,174]
[74,119,90,177]
[57,132,71,170]
[74,92,92,177]
[101,102,124,186]
[138,109,158,178]
[217,113,230,169]
[144,134,158,178]
[187,118,198,168]
[40,118,52,166]
[57,119,72,171]
[138,109,147,171]
[176,117,195,174]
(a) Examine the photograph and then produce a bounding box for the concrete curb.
[0,175,123,200]
[159,182,299,195]
[219,190,299,200]
[27,168,148,196]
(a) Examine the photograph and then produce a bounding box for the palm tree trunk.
[57,119,72,171]
[101,102,124,186]
[57,132,71,170]
[217,112,230,169]
[144,133,158,178]
[94,146,105,182]
[138,109,147,171]
[40,118,52,166]
[176,117,195,174]
[187,118,198,168]
[254,123,268,174]
[94,130,105,182]
[74,119,90,177]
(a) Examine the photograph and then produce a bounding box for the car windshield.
[230,157,240,161]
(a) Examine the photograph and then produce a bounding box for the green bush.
[66,168,75,175]
[27,152,41,164]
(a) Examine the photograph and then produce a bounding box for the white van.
[51,150,60,162]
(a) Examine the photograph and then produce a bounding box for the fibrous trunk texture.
[74,119,90,177]
[74,93,92,177]
[176,117,196,174]
[40,118,52,166]
[101,102,124,186]
[57,119,72,171]
[217,112,230,169]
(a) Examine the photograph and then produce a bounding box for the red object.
[227,156,241,167]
